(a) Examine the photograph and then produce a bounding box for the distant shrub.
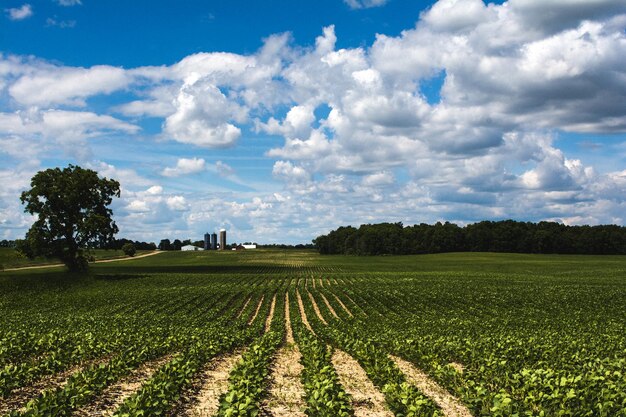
[122,243,136,257]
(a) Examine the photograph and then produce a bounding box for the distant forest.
[313,220,626,255]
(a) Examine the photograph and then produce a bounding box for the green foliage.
[314,220,626,255]
[217,331,283,417]
[121,243,136,257]
[19,165,120,271]
[0,251,625,416]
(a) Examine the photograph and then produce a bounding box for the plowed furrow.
[391,355,472,417]
[332,349,393,417]
[262,345,306,417]
[72,354,175,417]
[181,352,244,417]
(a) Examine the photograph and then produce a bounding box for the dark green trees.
[20,165,120,271]
[314,220,626,255]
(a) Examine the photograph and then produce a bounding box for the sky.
[1,0,626,245]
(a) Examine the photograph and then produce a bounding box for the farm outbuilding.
[181,245,204,251]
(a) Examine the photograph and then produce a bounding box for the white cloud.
[162,158,206,177]
[162,78,244,148]
[215,160,235,177]
[166,196,188,211]
[5,4,32,20]
[344,0,389,10]
[56,0,81,5]
[9,65,131,106]
[45,17,76,28]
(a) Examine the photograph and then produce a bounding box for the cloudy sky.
[1,0,626,244]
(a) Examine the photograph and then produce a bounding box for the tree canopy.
[314,220,626,255]
[19,165,120,271]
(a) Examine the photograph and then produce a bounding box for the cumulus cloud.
[162,158,207,177]
[5,4,32,20]
[56,0,81,5]
[2,0,626,242]
[162,78,245,148]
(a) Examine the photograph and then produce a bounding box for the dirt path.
[296,290,315,335]
[236,296,251,319]
[2,251,163,272]
[265,294,277,332]
[262,333,305,417]
[285,293,295,344]
[331,293,354,317]
[307,291,328,325]
[248,295,265,325]
[332,350,393,417]
[390,355,473,417]
[72,354,175,417]
[0,357,108,415]
[319,293,339,319]
[180,352,244,417]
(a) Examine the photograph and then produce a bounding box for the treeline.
[313,220,626,255]
[101,238,156,251]
[260,243,315,250]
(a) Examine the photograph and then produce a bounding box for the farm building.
[181,245,204,251]
[242,244,257,249]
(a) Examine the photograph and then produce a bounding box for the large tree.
[20,165,120,271]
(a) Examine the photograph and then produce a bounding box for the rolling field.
[1,250,625,416]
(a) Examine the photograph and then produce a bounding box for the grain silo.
[211,233,218,250]
[203,233,210,250]
[219,229,226,250]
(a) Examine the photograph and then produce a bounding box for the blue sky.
[1,0,625,244]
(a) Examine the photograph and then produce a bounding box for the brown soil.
[72,354,175,417]
[331,293,354,317]
[449,362,465,374]
[307,291,328,325]
[390,355,473,417]
[236,296,251,319]
[318,293,339,319]
[248,295,265,325]
[285,293,295,344]
[318,278,324,288]
[0,357,108,415]
[332,349,393,417]
[312,277,316,289]
[261,345,306,417]
[295,290,315,335]
[179,352,244,417]
[265,294,277,332]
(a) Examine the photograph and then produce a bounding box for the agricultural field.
[0,250,625,416]
[0,248,154,270]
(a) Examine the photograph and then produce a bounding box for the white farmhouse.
[181,245,204,251]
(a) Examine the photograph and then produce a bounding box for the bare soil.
[248,295,265,325]
[72,354,175,417]
[285,293,295,344]
[332,349,393,417]
[0,356,108,415]
[318,293,339,319]
[178,352,244,417]
[265,294,277,332]
[307,291,328,325]
[391,355,473,417]
[331,293,354,317]
[261,345,306,417]
[295,290,315,335]
[236,296,251,319]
